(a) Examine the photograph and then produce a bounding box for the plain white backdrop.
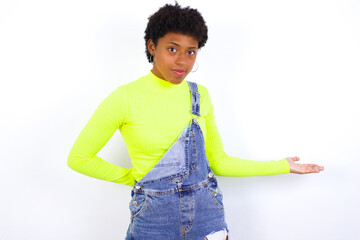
[1,0,359,239]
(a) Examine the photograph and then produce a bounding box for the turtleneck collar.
[144,70,187,91]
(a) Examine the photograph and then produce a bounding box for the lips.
[172,69,186,76]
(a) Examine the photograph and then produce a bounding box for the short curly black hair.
[144,2,208,63]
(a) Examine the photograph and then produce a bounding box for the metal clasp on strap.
[135,185,144,190]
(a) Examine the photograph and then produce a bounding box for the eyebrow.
[168,42,198,49]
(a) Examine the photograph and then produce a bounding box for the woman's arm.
[67,86,135,186]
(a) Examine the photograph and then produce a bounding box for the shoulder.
[110,75,147,98]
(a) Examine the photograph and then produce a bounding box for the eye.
[188,50,196,55]
[168,47,177,53]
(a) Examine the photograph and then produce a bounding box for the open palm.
[286,156,324,174]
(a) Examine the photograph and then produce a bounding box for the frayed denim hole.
[204,229,228,240]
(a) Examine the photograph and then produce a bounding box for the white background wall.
[1,0,359,239]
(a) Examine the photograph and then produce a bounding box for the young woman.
[67,3,324,239]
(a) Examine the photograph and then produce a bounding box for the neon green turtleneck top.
[67,71,290,186]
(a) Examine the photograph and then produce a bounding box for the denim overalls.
[125,81,229,240]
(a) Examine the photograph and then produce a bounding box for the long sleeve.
[67,86,135,186]
[204,89,290,177]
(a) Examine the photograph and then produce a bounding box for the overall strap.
[187,81,201,117]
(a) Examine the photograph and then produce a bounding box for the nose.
[175,52,186,65]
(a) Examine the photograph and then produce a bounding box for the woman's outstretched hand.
[286,156,324,174]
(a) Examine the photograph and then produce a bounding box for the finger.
[286,156,300,162]
[311,164,325,172]
[312,164,324,171]
[299,164,316,174]
[307,164,323,173]
[315,165,325,172]
[309,164,319,172]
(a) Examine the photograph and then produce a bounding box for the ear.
[147,39,156,55]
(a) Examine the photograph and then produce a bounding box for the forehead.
[158,32,199,47]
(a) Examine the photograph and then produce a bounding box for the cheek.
[155,53,171,65]
[188,59,196,67]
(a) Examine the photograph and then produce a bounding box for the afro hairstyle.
[144,2,208,63]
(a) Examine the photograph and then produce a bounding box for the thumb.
[286,156,300,162]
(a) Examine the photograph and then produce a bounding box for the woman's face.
[147,32,199,84]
